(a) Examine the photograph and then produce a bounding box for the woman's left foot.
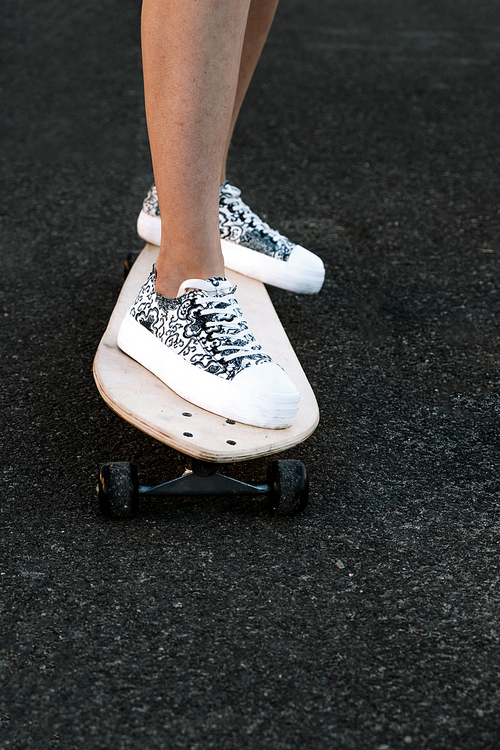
[136,182,325,294]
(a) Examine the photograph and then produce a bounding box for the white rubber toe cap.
[287,245,325,294]
[232,361,300,429]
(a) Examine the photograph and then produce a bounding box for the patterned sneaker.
[117,269,300,429]
[136,182,325,294]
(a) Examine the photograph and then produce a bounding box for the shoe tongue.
[177,276,230,298]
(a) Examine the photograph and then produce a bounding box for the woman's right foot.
[117,268,300,429]
[137,182,325,294]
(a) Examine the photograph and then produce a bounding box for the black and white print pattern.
[143,185,160,217]
[219,182,293,262]
[140,182,294,261]
[129,269,271,381]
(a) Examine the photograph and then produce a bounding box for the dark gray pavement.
[2,0,500,747]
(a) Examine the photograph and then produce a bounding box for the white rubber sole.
[137,210,161,247]
[117,313,300,429]
[137,210,325,295]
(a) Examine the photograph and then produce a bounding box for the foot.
[136,182,325,294]
[117,269,300,428]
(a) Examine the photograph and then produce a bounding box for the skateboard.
[93,244,319,518]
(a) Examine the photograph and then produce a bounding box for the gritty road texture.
[2,0,500,748]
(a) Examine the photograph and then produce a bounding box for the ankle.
[154,249,225,298]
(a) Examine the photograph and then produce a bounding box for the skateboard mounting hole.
[183,432,193,438]
[226,440,236,446]
[182,412,192,417]
[226,419,236,425]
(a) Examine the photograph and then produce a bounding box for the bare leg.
[119,0,302,429]
[221,0,280,183]
[142,0,252,297]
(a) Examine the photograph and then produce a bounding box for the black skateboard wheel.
[98,462,139,519]
[267,459,309,515]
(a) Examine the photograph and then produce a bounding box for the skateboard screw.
[226,419,236,425]
[226,440,236,446]
[183,432,193,438]
[182,412,192,417]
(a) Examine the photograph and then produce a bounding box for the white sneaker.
[117,269,300,429]
[136,182,325,294]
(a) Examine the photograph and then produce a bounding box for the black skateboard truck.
[97,457,309,519]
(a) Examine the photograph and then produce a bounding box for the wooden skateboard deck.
[94,244,319,464]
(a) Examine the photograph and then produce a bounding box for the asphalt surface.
[2,0,500,747]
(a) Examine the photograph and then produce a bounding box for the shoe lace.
[179,278,263,363]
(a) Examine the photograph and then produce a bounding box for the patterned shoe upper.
[143,184,160,217]
[141,182,294,262]
[129,269,272,381]
[219,181,293,262]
